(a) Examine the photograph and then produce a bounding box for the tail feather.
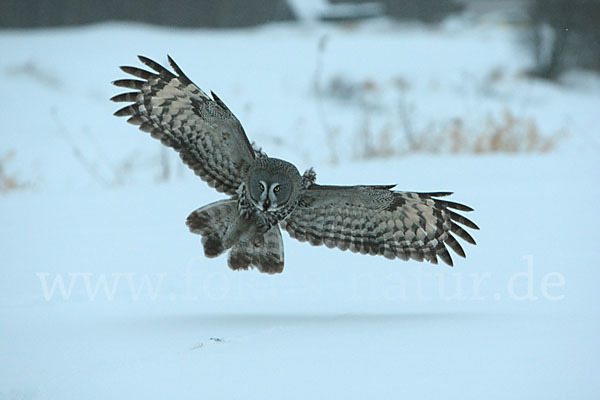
[187,200,285,273]
[228,227,285,274]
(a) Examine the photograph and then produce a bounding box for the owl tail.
[227,227,285,274]
[186,200,285,274]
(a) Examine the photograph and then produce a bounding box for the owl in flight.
[111,56,478,274]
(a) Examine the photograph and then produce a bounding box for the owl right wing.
[111,55,255,196]
[280,184,479,266]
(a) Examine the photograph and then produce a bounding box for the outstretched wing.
[280,184,479,266]
[111,55,255,195]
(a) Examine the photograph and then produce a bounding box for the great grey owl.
[111,56,479,274]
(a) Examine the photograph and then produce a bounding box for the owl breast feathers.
[112,55,479,274]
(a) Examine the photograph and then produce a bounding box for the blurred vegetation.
[0,0,294,28]
[0,0,470,28]
[0,151,29,194]
[315,70,567,160]
[526,0,600,79]
[351,109,565,160]
[330,0,464,23]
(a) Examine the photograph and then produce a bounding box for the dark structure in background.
[330,0,464,23]
[4,0,598,80]
[0,0,467,28]
[0,0,295,28]
[527,0,600,79]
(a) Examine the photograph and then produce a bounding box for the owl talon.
[253,235,265,247]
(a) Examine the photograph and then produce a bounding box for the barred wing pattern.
[280,185,479,266]
[111,56,255,195]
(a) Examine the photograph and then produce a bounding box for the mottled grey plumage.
[185,200,285,273]
[281,187,477,265]
[112,55,479,273]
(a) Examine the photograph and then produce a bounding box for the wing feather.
[112,79,145,90]
[111,55,255,195]
[447,209,479,230]
[119,65,157,80]
[282,185,478,266]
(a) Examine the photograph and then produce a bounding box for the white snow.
[1,18,599,399]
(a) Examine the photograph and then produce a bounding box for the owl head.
[246,158,302,212]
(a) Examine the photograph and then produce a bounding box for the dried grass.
[0,151,29,194]
[353,110,565,160]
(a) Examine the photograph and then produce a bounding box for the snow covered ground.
[1,19,599,399]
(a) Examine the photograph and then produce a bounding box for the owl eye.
[273,185,280,193]
[259,183,265,192]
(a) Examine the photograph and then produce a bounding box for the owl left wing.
[280,184,479,266]
[111,55,255,196]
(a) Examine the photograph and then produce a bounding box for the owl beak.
[263,198,271,211]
